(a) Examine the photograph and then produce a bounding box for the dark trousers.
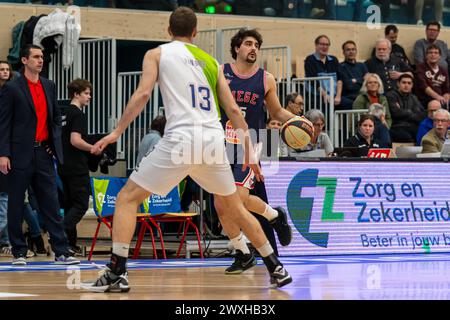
[250,180,279,257]
[60,173,90,247]
[7,146,69,257]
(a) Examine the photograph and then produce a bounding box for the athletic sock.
[262,204,278,222]
[230,232,250,254]
[108,242,130,275]
[256,241,279,273]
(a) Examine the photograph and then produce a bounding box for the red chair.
[132,212,204,259]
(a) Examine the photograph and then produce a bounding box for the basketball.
[281,117,314,149]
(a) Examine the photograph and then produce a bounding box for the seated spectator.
[369,103,392,148]
[414,0,444,25]
[136,115,167,166]
[416,100,441,145]
[266,117,283,158]
[284,92,304,116]
[371,25,412,68]
[421,108,450,153]
[280,110,333,157]
[413,22,448,70]
[387,73,425,143]
[304,35,345,110]
[339,40,368,109]
[415,44,450,108]
[365,38,413,92]
[353,73,391,127]
[344,114,384,156]
[303,109,333,156]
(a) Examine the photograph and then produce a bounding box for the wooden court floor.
[0,257,293,300]
[2,253,450,300]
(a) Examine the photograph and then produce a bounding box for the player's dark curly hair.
[230,28,263,60]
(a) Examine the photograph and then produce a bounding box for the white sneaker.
[417,20,423,25]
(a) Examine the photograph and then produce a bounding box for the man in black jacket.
[0,44,79,265]
[386,73,426,143]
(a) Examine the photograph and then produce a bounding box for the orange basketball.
[281,117,314,149]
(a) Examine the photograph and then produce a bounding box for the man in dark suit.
[0,44,79,265]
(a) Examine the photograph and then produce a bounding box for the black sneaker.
[270,265,292,288]
[82,268,130,293]
[225,250,257,274]
[68,245,83,257]
[271,207,292,246]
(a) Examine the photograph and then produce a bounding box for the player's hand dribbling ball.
[281,116,314,149]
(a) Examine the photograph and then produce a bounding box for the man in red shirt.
[0,44,79,266]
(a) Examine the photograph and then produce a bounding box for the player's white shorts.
[130,138,237,197]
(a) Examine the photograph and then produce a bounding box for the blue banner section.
[90,177,181,217]
[148,187,181,215]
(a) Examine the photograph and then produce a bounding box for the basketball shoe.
[225,249,257,274]
[82,267,130,293]
[270,265,292,288]
[270,207,292,246]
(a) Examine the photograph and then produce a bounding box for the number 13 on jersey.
[189,83,211,111]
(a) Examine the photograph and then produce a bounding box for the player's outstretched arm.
[216,68,263,181]
[91,48,160,154]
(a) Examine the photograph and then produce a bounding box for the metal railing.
[116,71,160,170]
[291,76,335,143]
[259,45,292,106]
[194,27,248,64]
[334,109,368,147]
[49,38,117,134]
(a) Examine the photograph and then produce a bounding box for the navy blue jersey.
[221,63,267,145]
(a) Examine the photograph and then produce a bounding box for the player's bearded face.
[246,50,257,63]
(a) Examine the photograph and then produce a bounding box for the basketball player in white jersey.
[82,7,292,293]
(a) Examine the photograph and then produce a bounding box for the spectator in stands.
[305,35,344,109]
[365,38,413,92]
[344,114,384,156]
[266,117,284,158]
[413,22,448,70]
[136,115,167,166]
[421,108,450,153]
[303,109,333,156]
[414,0,443,25]
[353,73,391,127]
[339,40,368,109]
[369,103,392,148]
[266,117,282,130]
[386,73,425,143]
[416,100,441,145]
[415,44,450,108]
[0,61,13,88]
[58,79,101,256]
[282,110,333,157]
[371,25,412,68]
[284,92,304,116]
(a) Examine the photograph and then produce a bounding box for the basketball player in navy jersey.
[221,29,305,274]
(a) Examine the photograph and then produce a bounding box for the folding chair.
[132,185,204,259]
